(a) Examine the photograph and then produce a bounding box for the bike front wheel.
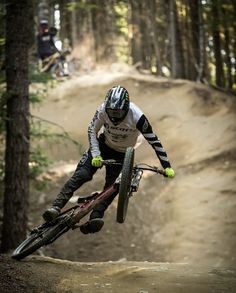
[12,217,70,260]
[117,147,134,223]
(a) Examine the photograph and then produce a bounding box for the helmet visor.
[106,108,126,119]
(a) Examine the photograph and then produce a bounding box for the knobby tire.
[12,219,69,260]
[117,147,134,223]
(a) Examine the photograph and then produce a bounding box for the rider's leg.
[80,141,125,234]
[80,164,123,234]
[89,163,122,220]
[89,141,125,221]
[80,181,118,234]
[43,150,98,221]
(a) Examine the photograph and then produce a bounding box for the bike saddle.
[77,191,99,203]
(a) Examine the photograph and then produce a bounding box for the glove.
[165,167,175,178]
[92,155,103,168]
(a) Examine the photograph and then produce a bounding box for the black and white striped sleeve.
[136,114,171,169]
[88,106,104,157]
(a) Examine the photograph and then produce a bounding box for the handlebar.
[101,159,123,166]
[134,163,167,177]
[102,160,167,176]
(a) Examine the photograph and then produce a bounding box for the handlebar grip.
[101,159,122,166]
[157,169,168,177]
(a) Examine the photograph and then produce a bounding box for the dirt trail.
[1,254,236,293]
[1,66,236,292]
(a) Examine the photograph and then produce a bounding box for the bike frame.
[69,183,119,228]
[62,162,164,229]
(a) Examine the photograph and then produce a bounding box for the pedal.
[71,224,81,230]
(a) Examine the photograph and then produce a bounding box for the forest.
[0,0,236,254]
[1,0,236,86]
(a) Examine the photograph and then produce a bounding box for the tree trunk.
[231,0,236,85]
[149,0,162,75]
[38,0,49,21]
[222,7,233,89]
[188,0,200,80]
[169,0,185,78]
[89,0,116,62]
[211,0,224,87]
[1,0,32,252]
[59,0,72,46]
[139,2,152,70]
[197,0,205,82]
[130,0,142,67]
[71,3,78,47]
[90,0,100,62]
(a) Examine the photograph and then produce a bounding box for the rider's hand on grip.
[92,155,103,168]
[165,167,175,178]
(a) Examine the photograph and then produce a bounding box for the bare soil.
[1,254,236,293]
[1,65,236,292]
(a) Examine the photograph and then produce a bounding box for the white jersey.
[88,102,143,154]
[88,102,171,169]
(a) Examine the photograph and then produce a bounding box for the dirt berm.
[1,66,236,292]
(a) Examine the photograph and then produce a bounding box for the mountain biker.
[37,21,69,77]
[43,85,175,234]
[37,20,59,61]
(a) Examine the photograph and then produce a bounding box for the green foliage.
[114,1,129,62]
[30,116,83,154]
[66,1,77,11]
[29,146,53,191]
[29,92,44,104]
[0,71,5,84]
[29,147,52,179]
[66,0,97,12]
[0,38,5,46]
[29,64,53,84]
[27,116,82,189]
[30,71,53,83]
[114,2,129,35]
[0,64,81,190]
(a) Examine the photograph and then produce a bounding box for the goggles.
[106,108,126,119]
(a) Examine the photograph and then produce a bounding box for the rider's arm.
[88,105,104,157]
[49,33,60,54]
[136,114,171,169]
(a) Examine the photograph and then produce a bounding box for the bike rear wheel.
[117,147,134,223]
[12,216,70,260]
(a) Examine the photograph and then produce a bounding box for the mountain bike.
[41,51,70,77]
[12,147,166,260]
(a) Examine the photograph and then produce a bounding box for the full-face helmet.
[105,85,130,125]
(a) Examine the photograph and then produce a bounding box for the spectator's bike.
[12,147,166,260]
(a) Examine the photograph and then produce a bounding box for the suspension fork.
[131,168,143,192]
